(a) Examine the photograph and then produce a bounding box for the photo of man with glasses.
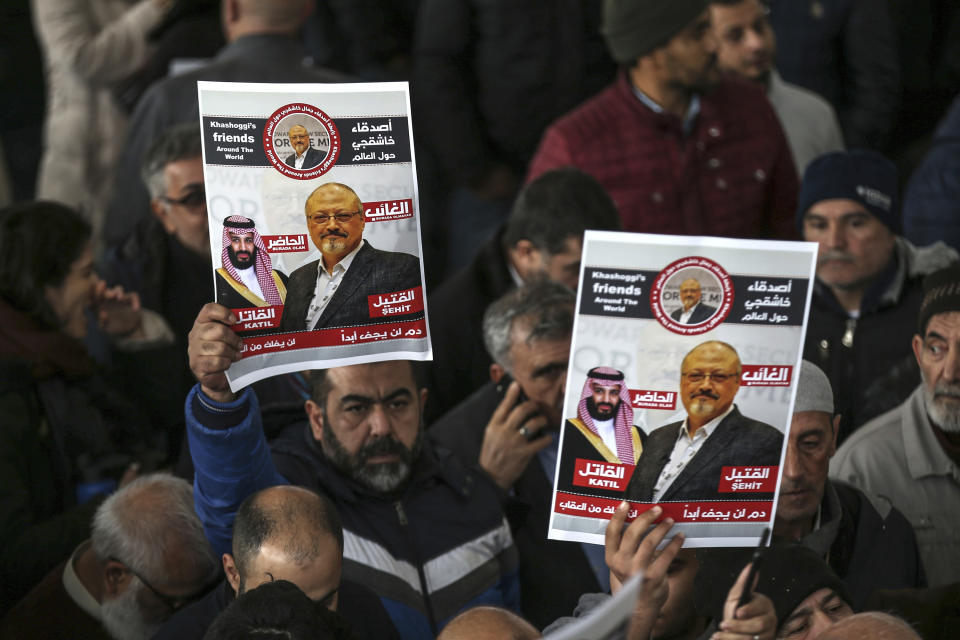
[624,341,784,502]
[280,182,422,331]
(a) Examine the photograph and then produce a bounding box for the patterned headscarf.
[577,367,635,464]
[221,215,283,306]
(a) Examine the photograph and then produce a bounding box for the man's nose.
[825,221,846,249]
[782,438,802,480]
[366,404,392,438]
[943,345,960,382]
[807,609,836,639]
[742,26,764,51]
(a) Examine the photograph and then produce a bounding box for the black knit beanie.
[602,0,709,64]
[917,263,960,335]
[694,544,851,631]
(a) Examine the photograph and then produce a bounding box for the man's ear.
[489,363,506,384]
[305,398,325,443]
[912,334,924,366]
[223,0,240,24]
[507,239,541,280]
[103,559,132,598]
[222,553,242,596]
[150,199,177,235]
[829,414,841,456]
[419,387,428,415]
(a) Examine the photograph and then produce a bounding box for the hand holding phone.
[479,378,553,488]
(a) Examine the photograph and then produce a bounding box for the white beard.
[100,581,161,640]
[921,375,960,434]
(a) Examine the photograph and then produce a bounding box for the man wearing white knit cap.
[773,360,925,608]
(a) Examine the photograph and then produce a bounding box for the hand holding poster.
[197,81,431,390]
[550,231,818,547]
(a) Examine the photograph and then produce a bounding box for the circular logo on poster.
[651,256,733,335]
[263,103,340,179]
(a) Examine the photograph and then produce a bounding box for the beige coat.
[31,0,166,236]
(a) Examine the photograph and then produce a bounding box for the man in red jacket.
[528,0,797,239]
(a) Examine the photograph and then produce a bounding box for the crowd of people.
[1,0,959,638]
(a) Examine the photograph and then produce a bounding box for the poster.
[549,231,818,547]
[197,81,431,390]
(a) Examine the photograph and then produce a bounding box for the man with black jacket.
[430,282,605,629]
[799,150,957,441]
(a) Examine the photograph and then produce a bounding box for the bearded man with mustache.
[280,182,424,331]
[798,150,957,444]
[624,341,783,502]
[832,264,960,588]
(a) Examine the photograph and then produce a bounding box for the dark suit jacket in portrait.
[429,382,601,629]
[624,406,783,503]
[280,240,422,331]
[284,145,325,169]
[669,302,718,324]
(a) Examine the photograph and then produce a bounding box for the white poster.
[549,231,818,547]
[197,81,431,390]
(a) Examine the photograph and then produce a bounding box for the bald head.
[232,485,343,577]
[818,612,921,639]
[438,607,541,640]
[224,0,313,42]
[681,341,740,372]
[304,182,361,215]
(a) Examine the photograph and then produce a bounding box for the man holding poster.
[281,182,422,331]
[624,341,783,502]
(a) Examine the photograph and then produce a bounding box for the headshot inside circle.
[272,114,329,171]
[662,268,722,325]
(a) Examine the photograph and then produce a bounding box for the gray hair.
[91,473,217,584]
[140,123,203,199]
[482,281,575,372]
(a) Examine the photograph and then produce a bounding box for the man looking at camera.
[283,125,325,170]
[281,182,422,331]
[670,278,717,325]
[215,215,287,310]
[832,263,960,588]
[184,303,518,638]
[625,341,783,502]
[563,367,646,466]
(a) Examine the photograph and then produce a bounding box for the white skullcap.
[794,360,834,414]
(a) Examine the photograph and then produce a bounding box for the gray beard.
[921,375,960,434]
[320,418,422,493]
[100,581,161,640]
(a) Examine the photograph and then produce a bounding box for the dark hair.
[232,486,344,585]
[503,168,620,254]
[0,201,91,328]
[203,580,358,640]
[308,360,427,407]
